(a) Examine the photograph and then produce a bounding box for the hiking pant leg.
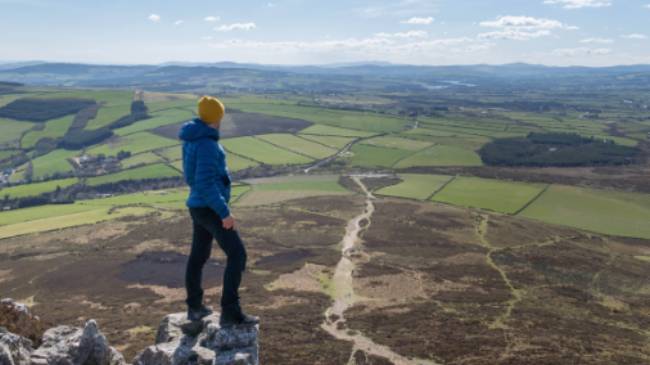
[185,208,214,309]
[187,207,247,309]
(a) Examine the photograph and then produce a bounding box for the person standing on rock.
[178,96,259,326]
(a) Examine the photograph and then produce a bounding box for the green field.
[114,108,193,136]
[0,203,101,226]
[257,133,337,159]
[155,145,182,161]
[0,94,23,108]
[394,145,483,168]
[171,159,183,172]
[85,104,131,130]
[299,124,376,137]
[221,136,313,165]
[0,118,34,144]
[0,177,78,199]
[21,115,75,148]
[78,188,188,207]
[433,177,546,214]
[30,149,78,179]
[520,185,650,239]
[0,206,153,239]
[120,152,163,168]
[348,144,413,167]
[298,134,355,149]
[86,132,178,157]
[0,150,20,161]
[376,174,452,200]
[86,163,180,186]
[362,136,432,151]
[227,154,259,172]
[224,102,407,132]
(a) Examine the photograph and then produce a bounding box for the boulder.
[0,326,33,365]
[134,312,259,365]
[30,319,126,365]
[0,298,44,344]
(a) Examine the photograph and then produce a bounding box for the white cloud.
[552,47,612,56]
[359,0,439,18]
[148,14,161,23]
[375,30,428,39]
[201,36,213,41]
[543,0,612,9]
[621,33,647,39]
[478,15,576,41]
[580,37,613,44]
[402,16,434,25]
[267,2,276,8]
[480,16,575,30]
[204,16,220,22]
[216,22,257,32]
[174,20,184,26]
[479,29,551,41]
[645,4,650,9]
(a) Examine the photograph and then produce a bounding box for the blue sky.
[1,0,649,66]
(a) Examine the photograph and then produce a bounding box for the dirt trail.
[474,214,524,330]
[321,176,441,365]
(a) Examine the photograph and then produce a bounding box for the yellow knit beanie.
[198,96,225,125]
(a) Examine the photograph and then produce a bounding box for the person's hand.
[222,215,235,230]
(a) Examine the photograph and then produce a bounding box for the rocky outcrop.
[0,327,33,365]
[0,299,259,365]
[0,299,44,345]
[30,320,126,365]
[0,318,125,365]
[134,312,259,365]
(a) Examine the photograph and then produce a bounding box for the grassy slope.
[298,134,355,149]
[376,174,452,200]
[221,136,313,165]
[86,132,178,157]
[395,145,483,168]
[299,124,376,137]
[21,115,75,148]
[257,133,337,159]
[120,152,163,168]
[0,177,78,199]
[31,149,78,179]
[86,163,180,186]
[433,176,546,214]
[0,118,34,144]
[348,144,413,167]
[227,102,407,132]
[114,108,193,136]
[361,136,432,151]
[520,185,650,239]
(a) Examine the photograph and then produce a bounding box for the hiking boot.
[219,304,259,326]
[187,304,213,322]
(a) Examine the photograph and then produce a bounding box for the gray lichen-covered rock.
[0,326,33,365]
[30,319,126,365]
[134,312,259,365]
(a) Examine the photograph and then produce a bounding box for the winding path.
[321,175,441,365]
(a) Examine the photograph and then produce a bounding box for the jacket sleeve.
[194,140,231,219]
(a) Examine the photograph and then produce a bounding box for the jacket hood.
[178,118,220,142]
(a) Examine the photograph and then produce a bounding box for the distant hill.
[1,62,650,93]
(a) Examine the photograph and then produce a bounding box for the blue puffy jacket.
[178,119,232,219]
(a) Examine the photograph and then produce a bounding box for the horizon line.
[2,60,650,69]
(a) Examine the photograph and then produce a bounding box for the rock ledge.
[0,299,259,365]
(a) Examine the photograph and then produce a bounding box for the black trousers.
[185,207,247,310]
